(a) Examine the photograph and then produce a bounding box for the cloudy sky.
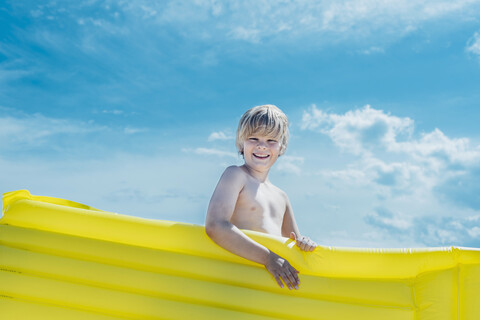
[1,1,480,248]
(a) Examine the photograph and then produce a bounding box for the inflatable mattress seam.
[1,245,415,315]
[0,239,416,309]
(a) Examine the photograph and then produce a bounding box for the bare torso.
[230,166,286,236]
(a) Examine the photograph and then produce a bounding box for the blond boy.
[205,105,317,290]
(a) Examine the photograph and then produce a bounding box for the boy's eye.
[248,137,258,141]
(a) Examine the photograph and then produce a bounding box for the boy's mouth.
[253,153,270,159]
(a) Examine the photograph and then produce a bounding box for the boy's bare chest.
[236,182,285,220]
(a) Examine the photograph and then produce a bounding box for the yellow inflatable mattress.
[1,190,480,319]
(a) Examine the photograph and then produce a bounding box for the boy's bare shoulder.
[224,165,247,175]
[221,165,248,184]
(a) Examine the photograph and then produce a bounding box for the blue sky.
[1,1,480,248]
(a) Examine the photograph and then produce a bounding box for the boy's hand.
[265,251,300,290]
[290,232,317,252]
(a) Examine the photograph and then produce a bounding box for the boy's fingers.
[291,265,299,273]
[304,241,313,251]
[297,237,317,252]
[280,273,293,290]
[299,238,307,251]
[289,266,300,281]
[294,272,300,284]
[286,271,299,289]
[274,274,284,288]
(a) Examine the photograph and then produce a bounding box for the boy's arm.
[281,193,317,252]
[205,166,300,290]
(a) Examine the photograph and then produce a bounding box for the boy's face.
[242,132,281,173]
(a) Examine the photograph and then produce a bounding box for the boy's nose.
[257,142,267,148]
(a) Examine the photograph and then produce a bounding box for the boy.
[205,105,317,290]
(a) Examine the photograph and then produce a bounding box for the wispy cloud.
[228,26,261,43]
[275,155,304,175]
[301,105,480,167]
[208,131,234,142]
[183,147,238,159]
[0,63,33,84]
[104,187,182,203]
[365,207,412,233]
[466,31,480,58]
[20,1,480,47]
[358,46,385,55]
[317,168,367,184]
[0,110,105,149]
[301,105,414,156]
[124,127,147,135]
[365,207,480,246]
[0,108,152,157]
[138,1,480,46]
[301,105,480,246]
[101,109,124,115]
[0,151,217,224]
[435,166,480,211]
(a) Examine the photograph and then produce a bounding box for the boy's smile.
[253,153,270,159]
[243,134,281,177]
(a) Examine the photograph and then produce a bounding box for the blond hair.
[236,104,289,156]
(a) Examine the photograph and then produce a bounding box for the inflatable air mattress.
[1,190,480,319]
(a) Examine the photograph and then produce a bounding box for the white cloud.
[0,152,219,224]
[392,128,480,166]
[466,31,480,57]
[367,158,426,191]
[102,109,124,115]
[30,9,44,18]
[102,1,480,45]
[301,105,480,166]
[228,27,261,43]
[365,207,413,232]
[0,112,104,148]
[361,207,480,247]
[140,5,158,17]
[124,127,147,135]
[301,104,480,247]
[0,67,32,84]
[468,226,480,239]
[208,131,234,142]
[275,155,304,175]
[317,168,367,184]
[413,215,480,246]
[359,46,385,55]
[301,105,414,155]
[183,147,238,159]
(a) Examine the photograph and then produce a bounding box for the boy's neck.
[242,164,270,183]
